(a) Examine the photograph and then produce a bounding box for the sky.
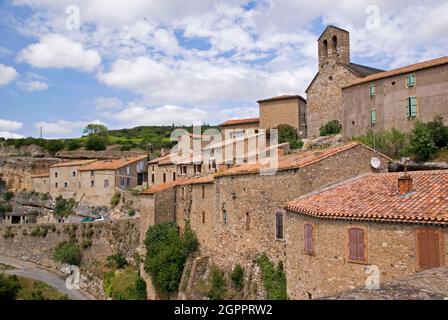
[0,0,447,139]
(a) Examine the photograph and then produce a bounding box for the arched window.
[323,39,328,58]
[332,36,338,54]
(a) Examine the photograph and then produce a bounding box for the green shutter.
[410,96,417,117]
[407,74,415,87]
[371,110,377,124]
[405,98,410,117]
[369,84,375,97]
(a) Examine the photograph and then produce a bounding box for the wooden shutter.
[410,97,417,117]
[371,110,377,124]
[417,230,441,271]
[356,229,365,261]
[304,224,314,254]
[369,84,375,97]
[349,228,366,261]
[348,228,358,260]
[407,74,416,87]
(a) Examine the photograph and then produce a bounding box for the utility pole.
[40,125,43,139]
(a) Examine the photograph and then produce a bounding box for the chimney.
[398,160,413,195]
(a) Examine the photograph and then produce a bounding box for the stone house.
[31,173,50,194]
[78,155,148,206]
[306,26,384,138]
[139,142,391,292]
[342,56,448,139]
[284,170,448,299]
[147,154,201,187]
[258,95,308,137]
[49,160,97,199]
[219,118,260,140]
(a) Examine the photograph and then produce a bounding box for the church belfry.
[318,26,350,69]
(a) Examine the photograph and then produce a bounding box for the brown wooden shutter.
[417,230,441,270]
[356,229,365,261]
[348,228,358,260]
[304,224,313,253]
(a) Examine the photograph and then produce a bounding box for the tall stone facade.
[306,26,383,138]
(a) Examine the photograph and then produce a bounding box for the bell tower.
[318,25,350,69]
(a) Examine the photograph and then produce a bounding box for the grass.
[16,276,69,300]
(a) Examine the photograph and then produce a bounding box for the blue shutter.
[410,97,417,117]
[369,84,375,97]
[371,110,377,124]
[407,74,415,87]
[405,98,410,117]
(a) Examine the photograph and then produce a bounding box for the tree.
[408,121,437,161]
[83,123,108,136]
[53,240,82,266]
[53,196,75,218]
[319,120,342,136]
[0,273,22,300]
[144,222,198,296]
[66,140,81,151]
[277,124,303,149]
[426,115,448,148]
[46,140,65,153]
[207,266,227,300]
[85,135,108,151]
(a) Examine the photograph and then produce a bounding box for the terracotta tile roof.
[285,170,448,225]
[344,56,448,88]
[257,95,306,104]
[214,142,391,177]
[50,159,97,168]
[79,155,147,171]
[140,174,215,195]
[148,154,172,165]
[31,173,50,178]
[220,117,259,127]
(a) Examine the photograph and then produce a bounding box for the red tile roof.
[220,117,260,127]
[344,56,448,88]
[79,155,147,171]
[257,95,306,104]
[50,159,97,168]
[215,142,391,177]
[285,170,448,225]
[140,174,215,195]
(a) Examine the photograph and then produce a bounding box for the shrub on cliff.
[207,266,227,300]
[230,264,245,291]
[53,196,75,218]
[0,273,22,300]
[319,120,342,136]
[277,124,303,149]
[144,222,198,296]
[256,253,287,300]
[53,240,82,266]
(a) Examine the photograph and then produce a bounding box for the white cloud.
[94,96,123,110]
[0,118,23,131]
[17,73,48,92]
[0,131,25,139]
[0,64,18,86]
[18,34,101,72]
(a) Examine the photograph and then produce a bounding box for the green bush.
[107,253,128,270]
[110,192,121,207]
[319,120,342,136]
[0,203,13,218]
[85,135,108,151]
[409,121,438,161]
[66,140,81,151]
[256,253,287,300]
[207,266,227,300]
[3,227,15,239]
[81,239,92,249]
[3,191,14,202]
[53,240,82,266]
[277,124,303,149]
[0,273,22,300]
[54,196,75,218]
[103,268,147,300]
[46,140,65,153]
[144,222,198,295]
[128,209,136,217]
[426,115,448,148]
[353,128,410,159]
[230,264,244,291]
[30,226,50,238]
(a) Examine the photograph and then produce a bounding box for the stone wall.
[0,219,140,299]
[284,214,448,299]
[259,98,307,136]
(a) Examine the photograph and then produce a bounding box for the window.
[245,212,250,230]
[181,165,187,175]
[369,84,375,97]
[407,74,416,88]
[64,182,68,189]
[416,229,443,271]
[406,97,418,118]
[126,166,130,175]
[55,182,58,188]
[304,224,314,254]
[120,177,125,187]
[104,179,109,188]
[173,172,176,181]
[152,166,155,172]
[151,174,155,184]
[90,180,95,188]
[223,210,228,226]
[163,173,166,183]
[54,172,58,178]
[202,185,206,198]
[275,212,284,240]
[90,171,94,177]
[127,177,130,187]
[331,35,337,53]
[323,39,328,58]
[194,164,202,174]
[72,171,76,177]
[202,211,206,224]
[348,228,366,262]
[370,110,377,125]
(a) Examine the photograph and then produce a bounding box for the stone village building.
[284,170,448,299]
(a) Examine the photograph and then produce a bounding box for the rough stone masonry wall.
[180,145,390,282]
[306,63,360,138]
[0,220,140,299]
[285,214,448,300]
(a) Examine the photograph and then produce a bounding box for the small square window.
[64,182,68,188]
[72,171,76,177]
[90,180,95,188]
[406,74,416,88]
[104,179,109,188]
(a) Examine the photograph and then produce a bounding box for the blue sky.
[0,0,447,138]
